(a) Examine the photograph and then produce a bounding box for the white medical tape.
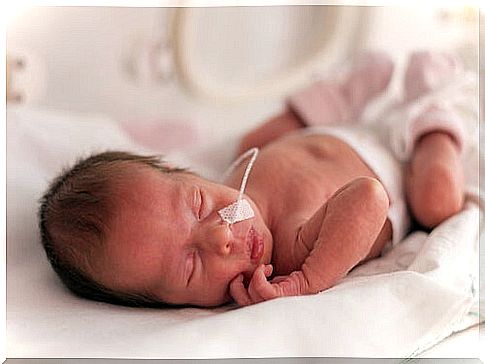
[218,147,259,224]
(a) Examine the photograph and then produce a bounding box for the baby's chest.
[256,159,340,216]
[257,136,376,213]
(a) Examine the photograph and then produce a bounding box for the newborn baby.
[39,51,467,307]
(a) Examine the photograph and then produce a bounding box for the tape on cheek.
[217,199,255,224]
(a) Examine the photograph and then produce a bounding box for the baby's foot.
[287,51,393,126]
[404,51,462,102]
[406,131,464,228]
[340,50,395,120]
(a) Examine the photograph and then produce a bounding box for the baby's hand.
[229,265,309,306]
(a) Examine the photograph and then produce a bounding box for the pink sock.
[340,51,395,119]
[404,51,463,101]
[288,51,394,126]
[287,80,350,126]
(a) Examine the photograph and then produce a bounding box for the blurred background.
[6,5,481,146]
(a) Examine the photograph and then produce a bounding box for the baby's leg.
[288,51,394,126]
[406,131,464,228]
[401,51,466,228]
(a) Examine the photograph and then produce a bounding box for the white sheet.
[6,105,482,359]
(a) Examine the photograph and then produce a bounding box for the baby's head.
[39,151,272,307]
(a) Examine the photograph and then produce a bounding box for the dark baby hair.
[38,150,187,308]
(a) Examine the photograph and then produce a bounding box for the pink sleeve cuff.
[409,105,466,153]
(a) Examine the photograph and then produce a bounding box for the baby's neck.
[244,187,274,230]
[245,183,305,275]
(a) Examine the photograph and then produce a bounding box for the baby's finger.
[229,274,252,307]
[264,264,273,277]
[270,275,288,284]
[247,266,266,303]
[248,265,277,302]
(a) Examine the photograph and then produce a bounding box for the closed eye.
[192,187,203,220]
[186,251,196,286]
[197,189,204,220]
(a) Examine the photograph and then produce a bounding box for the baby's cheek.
[222,290,232,304]
[207,282,232,306]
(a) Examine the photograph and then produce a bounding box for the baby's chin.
[242,271,253,287]
[241,265,261,287]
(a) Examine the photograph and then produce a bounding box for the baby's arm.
[237,108,304,155]
[297,177,389,293]
[230,177,389,305]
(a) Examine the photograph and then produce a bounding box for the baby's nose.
[215,224,234,256]
[217,239,232,256]
[199,223,233,256]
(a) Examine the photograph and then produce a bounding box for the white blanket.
[6,105,482,358]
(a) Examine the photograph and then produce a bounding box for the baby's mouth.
[239,226,265,287]
[247,226,264,262]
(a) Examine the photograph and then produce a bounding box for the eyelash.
[187,251,196,286]
[197,189,204,219]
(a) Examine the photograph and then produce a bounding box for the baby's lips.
[249,229,265,261]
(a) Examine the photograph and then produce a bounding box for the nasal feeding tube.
[217,147,259,224]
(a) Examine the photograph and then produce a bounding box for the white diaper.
[299,125,410,246]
